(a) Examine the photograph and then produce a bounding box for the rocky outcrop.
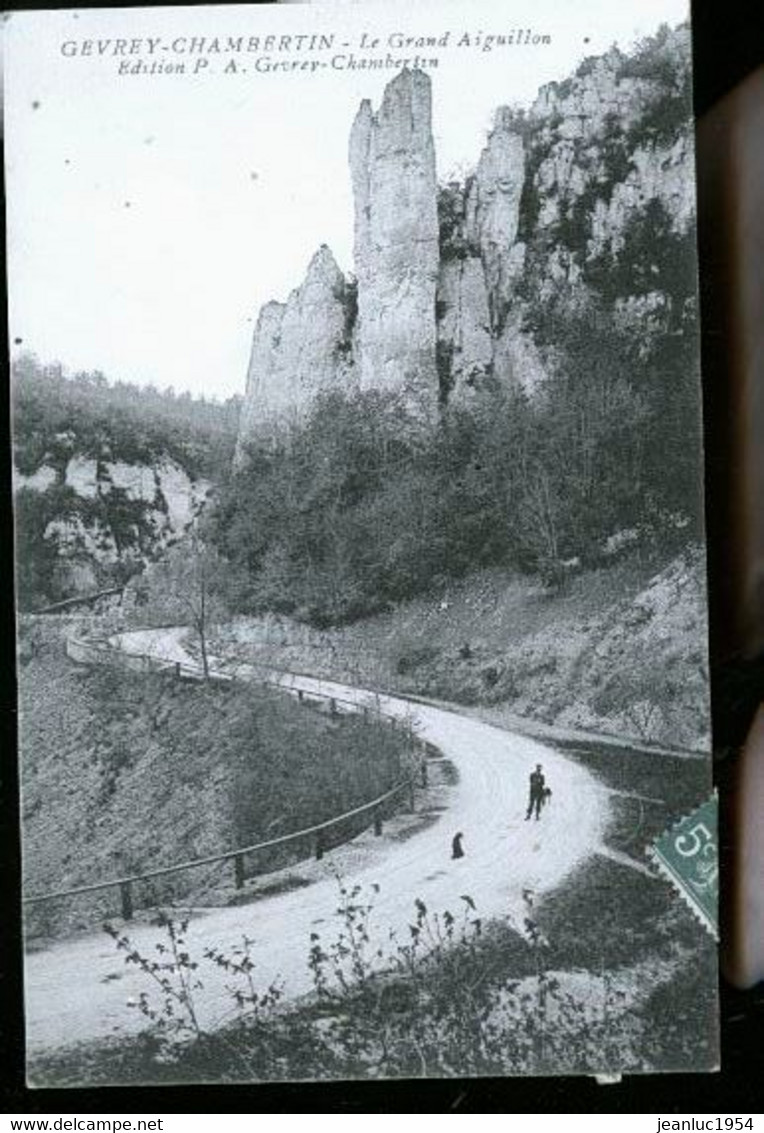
[492,312,548,397]
[587,131,696,260]
[236,69,440,455]
[349,68,439,414]
[235,24,695,447]
[464,108,526,327]
[234,245,353,463]
[14,465,58,493]
[525,27,695,256]
[15,455,209,600]
[436,258,493,401]
[530,47,644,145]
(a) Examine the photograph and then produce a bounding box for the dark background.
[1,0,762,1113]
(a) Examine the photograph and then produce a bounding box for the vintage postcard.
[6,0,718,1085]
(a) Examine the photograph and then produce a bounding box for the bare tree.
[519,461,562,586]
[136,531,227,679]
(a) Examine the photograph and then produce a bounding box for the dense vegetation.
[213,288,700,628]
[12,354,241,481]
[12,356,241,610]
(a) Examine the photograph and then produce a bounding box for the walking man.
[525,763,546,821]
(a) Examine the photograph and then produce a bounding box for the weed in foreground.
[92,874,709,1083]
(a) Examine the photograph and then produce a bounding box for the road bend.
[24,627,608,1054]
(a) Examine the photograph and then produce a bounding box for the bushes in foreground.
[29,865,716,1086]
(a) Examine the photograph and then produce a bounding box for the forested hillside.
[12,356,240,610]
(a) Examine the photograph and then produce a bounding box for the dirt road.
[24,628,609,1054]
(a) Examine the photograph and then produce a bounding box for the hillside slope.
[18,620,409,937]
[209,546,709,752]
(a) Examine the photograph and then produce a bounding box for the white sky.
[5,0,690,399]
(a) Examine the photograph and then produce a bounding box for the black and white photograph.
[5,0,719,1087]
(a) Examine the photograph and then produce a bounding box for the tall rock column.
[234,245,353,467]
[349,69,440,415]
[466,107,526,330]
[437,257,493,403]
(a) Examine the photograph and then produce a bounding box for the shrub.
[395,644,439,675]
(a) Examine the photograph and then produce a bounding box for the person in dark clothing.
[525,764,546,821]
[451,831,465,859]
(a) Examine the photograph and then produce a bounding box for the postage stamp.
[648,794,719,939]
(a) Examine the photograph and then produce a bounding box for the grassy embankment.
[19,618,414,939]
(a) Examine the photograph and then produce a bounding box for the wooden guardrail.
[64,634,227,682]
[23,777,415,922]
[65,634,416,720]
[23,633,425,925]
[32,586,125,615]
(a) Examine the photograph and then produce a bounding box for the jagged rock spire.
[233,244,353,465]
[349,68,440,414]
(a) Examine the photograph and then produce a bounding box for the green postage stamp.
[649,795,719,940]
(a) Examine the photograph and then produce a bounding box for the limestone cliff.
[14,455,210,602]
[236,24,696,448]
[436,258,493,403]
[234,245,353,464]
[459,23,695,398]
[236,69,440,455]
[520,28,694,253]
[465,107,526,328]
[349,68,440,414]
[434,107,528,402]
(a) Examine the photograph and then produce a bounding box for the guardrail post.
[175,662,181,678]
[373,807,383,836]
[315,831,324,860]
[297,689,304,702]
[420,761,428,788]
[407,780,416,813]
[234,853,245,890]
[120,881,133,921]
[330,698,337,717]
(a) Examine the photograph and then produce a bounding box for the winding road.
[24,628,609,1055]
